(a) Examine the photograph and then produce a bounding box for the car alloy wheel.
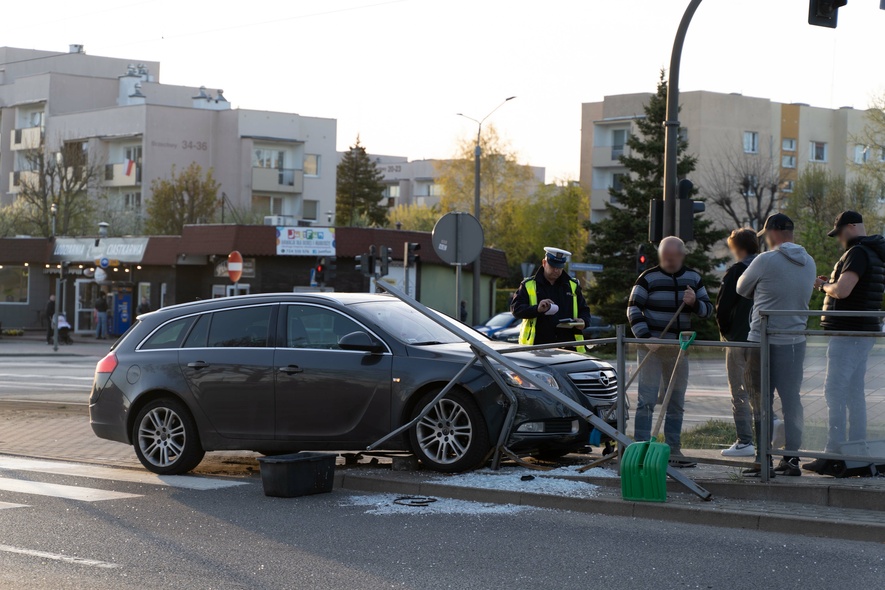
[416,398,473,465]
[132,398,204,475]
[138,406,187,468]
[409,389,490,473]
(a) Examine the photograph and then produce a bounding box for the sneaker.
[721,441,756,457]
[742,463,776,478]
[774,457,801,476]
[802,458,830,474]
[668,451,697,469]
[771,419,785,449]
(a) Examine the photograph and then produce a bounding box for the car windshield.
[351,300,464,345]
[485,312,513,328]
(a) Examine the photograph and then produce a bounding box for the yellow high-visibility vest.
[518,279,586,353]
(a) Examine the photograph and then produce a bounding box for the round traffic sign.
[99,257,110,269]
[228,251,243,283]
[431,212,484,265]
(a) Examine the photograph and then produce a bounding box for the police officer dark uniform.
[511,247,592,353]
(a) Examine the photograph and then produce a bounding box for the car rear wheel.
[132,398,205,475]
[409,389,490,473]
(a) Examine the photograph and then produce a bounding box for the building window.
[386,185,400,198]
[304,154,320,176]
[253,148,286,169]
[428,183,442,197]
[124,192,142,210]
[678,127,689,143]
[743,131,759,154]
[854,145,870,164]
[0,265,29,304]
[302,199,318,221]
[879,148,885,163]
[781,155,797,169]
[810,141,828,162]
[611,173,625,192]
[782,138,796,152]
[782,180,794,193]
[611,129,627,159]
[252,195,283,216]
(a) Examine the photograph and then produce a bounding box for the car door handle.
[279,365,304,375]
[187,361,210,369]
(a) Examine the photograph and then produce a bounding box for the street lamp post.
[49,203,60,352]
[457,96,516,325]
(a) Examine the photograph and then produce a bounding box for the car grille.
[568,369,618,402]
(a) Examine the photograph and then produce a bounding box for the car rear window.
[140,317,195,350]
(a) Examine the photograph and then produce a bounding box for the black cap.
[757,213,794,237]
[827,210,863,237]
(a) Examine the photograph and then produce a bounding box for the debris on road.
[342,494,535,516]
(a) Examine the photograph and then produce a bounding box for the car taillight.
[95,352,118,374]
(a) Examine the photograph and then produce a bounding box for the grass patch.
[681,419,885,450]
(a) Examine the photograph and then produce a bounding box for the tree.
[701,144,787,231]
[13,139,105,237]
[387,203,440,232]
[335,137,387,227]
[144,162,219,235]
[437,125,538,252]
[583,72,727,330]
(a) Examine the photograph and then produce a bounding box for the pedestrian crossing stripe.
[0,457,248,490]
[0,501,28,510]
[0,477,141,502]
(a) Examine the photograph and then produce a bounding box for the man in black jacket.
[805,211,885,474]
[715,228,758,457]
[44,294,56,345]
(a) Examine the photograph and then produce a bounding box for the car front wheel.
[132,398,205,475]
[409,389,490,473]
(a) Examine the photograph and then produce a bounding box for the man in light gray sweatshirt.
[737,213,816,477]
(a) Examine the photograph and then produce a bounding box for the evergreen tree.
[584,72,726,331]
[335,137,387,227]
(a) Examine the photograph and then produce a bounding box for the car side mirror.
[338,331,384,353]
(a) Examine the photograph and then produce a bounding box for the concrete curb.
[334,472,885,543]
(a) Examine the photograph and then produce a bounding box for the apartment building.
[362,154,545,210]
[580,90,873,226]
[0,46,336,231]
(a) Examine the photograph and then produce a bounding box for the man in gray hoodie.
[737,213,816,477]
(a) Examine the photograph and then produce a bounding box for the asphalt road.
[0,459,882,590]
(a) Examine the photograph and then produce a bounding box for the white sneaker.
[771,419,785,449]
[721,441,756,457]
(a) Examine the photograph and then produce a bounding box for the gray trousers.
[725,346,753,444]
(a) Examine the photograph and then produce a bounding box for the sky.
[4,0,884,181]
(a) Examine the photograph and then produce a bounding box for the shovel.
[621,331,696,503]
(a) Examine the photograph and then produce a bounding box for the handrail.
[760,309,885,317]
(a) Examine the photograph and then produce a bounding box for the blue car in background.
[473,312,519,337]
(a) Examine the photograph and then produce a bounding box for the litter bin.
[257,452,336,498]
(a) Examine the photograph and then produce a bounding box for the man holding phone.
[512,247,592,353]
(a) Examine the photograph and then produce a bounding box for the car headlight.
[499,369,559,391]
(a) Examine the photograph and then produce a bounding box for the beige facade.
[580,90,874,227]
[0,46,336,232]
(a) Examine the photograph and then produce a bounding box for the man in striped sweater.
[627,236,713,467]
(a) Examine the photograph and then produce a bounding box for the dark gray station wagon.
[89,293,619,474]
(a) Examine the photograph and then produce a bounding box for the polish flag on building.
[125,159,135,176]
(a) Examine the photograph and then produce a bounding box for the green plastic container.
[621,441,670,502]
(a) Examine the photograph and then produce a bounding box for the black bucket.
[257,452,336,498]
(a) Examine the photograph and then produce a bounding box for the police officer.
[511,247,592,352]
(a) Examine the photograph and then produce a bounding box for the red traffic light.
[316,265,323,272]
[638,255,647,264]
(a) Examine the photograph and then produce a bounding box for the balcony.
[103,162,142,187]
[9,170,40,194]
[591,145,629,167]
[252,167,303,194]
[10,127,44,150]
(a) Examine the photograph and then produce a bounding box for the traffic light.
[355,253,374,277]
[407,242,421,264]
[314,258,326,283]
[808,0,847,28]
[636,244,649,275]
[327,257,337,281]
[378,245,392,277]
[649,199,664,243]
[675,178,705,243]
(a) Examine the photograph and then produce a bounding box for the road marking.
[0,457,248,490]
[0,501,27,510]
[0,374,93,380]
[0,544,119,569]
[0,477,141,501]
